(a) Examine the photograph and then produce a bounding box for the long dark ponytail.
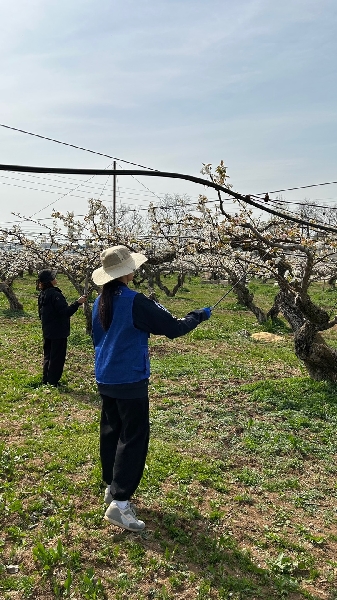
[98,279,121,331]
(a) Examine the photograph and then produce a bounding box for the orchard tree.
[145,194,202,297]
[0,232,39,310]
[147,188,276,320]
[1,198,188,330]
[2,199,132,332]
[149,161,337,380]
[198,162,337,381]
[0,245,25,310]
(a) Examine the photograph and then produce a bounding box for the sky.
[0,0,336,233]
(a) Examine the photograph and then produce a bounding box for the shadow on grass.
[107,506,317,600]
[19,375,101,408]
[260,317,292,335]
[24,375,44,389]
[0,308,31,319]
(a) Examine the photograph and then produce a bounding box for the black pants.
[43,338,67,386]
[100,394,150,501]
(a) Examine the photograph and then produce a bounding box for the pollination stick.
[211,250,271,310]
[211,271,250,310]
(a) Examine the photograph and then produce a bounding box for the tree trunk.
[82,301,92,335]
[277,288,337,381]
[275,289,304,332]
[147,273,157,301]
[228,276,267,325]
[154,270,186,297]
[0,282,24,311]
[294,322,337,381]
[266,298,281,322]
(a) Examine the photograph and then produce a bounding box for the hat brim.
[92,252,147,286]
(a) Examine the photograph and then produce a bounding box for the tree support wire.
[0,163,337,235]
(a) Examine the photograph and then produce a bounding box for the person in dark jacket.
[37,269,87,387]
[91,245,212,532]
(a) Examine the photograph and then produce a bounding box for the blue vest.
[92,286,150,384]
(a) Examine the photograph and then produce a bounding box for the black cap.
[38,269,56,283]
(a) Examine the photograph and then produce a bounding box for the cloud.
[0,0,336,222]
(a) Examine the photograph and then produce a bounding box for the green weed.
[32,539,64,574]
[79,567,105,599]
[1,275,336,599]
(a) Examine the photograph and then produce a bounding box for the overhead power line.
[0,122,166,211]
[2,171,336,211]
[1,163,337,235]
[257,180,337,195]
[0,176,223,213]
[116,161,162,203]
[0,170,220,200]
[0,179,218,212]
[0,123,156,171]
[3,122,337,203]
[266,197,337,211]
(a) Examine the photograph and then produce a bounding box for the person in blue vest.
[91,245,212,532]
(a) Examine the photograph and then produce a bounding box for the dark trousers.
[43,338,67,386]
[100,394,150,501]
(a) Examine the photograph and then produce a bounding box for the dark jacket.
[38,286,80,339]
[131,292,208,338]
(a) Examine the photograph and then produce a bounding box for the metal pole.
[211,250,271,310]
[113,160,116,228]
[211,272,249,310]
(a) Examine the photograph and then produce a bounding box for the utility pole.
[113,160,116,228]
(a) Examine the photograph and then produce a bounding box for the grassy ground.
[1,275,337,600]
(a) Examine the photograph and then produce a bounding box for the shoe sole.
[103,514,145,531]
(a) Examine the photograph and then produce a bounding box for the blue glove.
[202,307,212,320]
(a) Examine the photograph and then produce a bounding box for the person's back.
[91,245,212,532]
[92,284,150,385]
[39,285,74,339]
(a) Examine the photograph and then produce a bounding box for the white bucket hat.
[92,245,148,285]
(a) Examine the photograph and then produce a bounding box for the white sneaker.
[104,501,145,531]
[104,486,113,505]
[104,488,136,512]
